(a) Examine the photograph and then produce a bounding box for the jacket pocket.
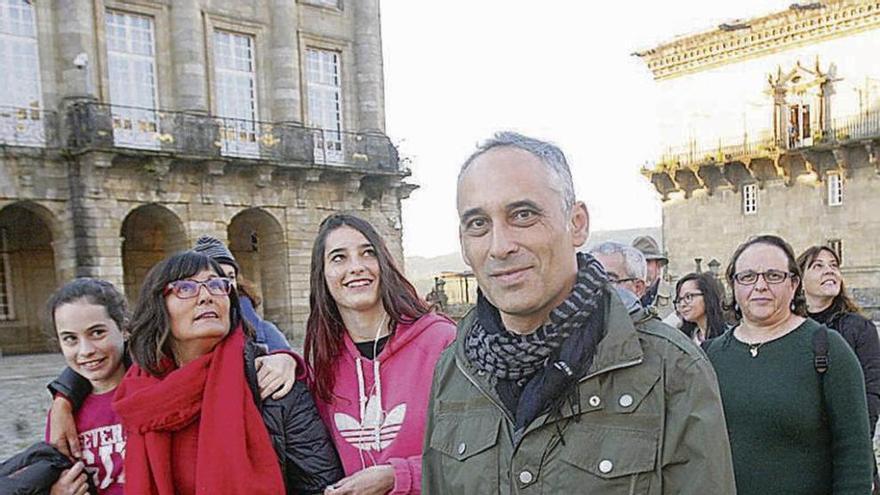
[556,423,657,493]
[429,412,501,493]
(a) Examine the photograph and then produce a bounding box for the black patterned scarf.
[465,252,607,381]
[465,253,609,431]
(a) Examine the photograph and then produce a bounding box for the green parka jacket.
[422,287,736,494]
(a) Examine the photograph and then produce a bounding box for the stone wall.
[662,165,880,317]
[0,0,406,354]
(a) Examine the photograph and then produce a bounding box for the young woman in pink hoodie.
[305,214,456,495]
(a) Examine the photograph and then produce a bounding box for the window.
[827,239,843,264]
[827,172,843,206]
[306,48,343,163]
[106,10,159,149]
[214,30,259,158]
[0,0,44,146]
[743,184,757,215]
[0,228,13,321]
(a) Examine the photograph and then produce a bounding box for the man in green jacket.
[422,132,736,494]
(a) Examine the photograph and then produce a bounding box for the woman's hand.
[255,353,297,400]
[48,396,81,459]
[324,465,395,495]
[50,461,89,495]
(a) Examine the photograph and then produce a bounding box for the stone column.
[171,0,208,113]
[353,0,385,133]
[269,0,302,123]
[56,0,98,98]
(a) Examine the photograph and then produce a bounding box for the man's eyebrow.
[506,200,543,213]
[459,207,485,222]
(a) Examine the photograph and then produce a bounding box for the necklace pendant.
[749,346,759,358]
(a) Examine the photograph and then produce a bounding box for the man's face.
[645,259,663,286]
[457,147,589,334]
[592,252,647,298]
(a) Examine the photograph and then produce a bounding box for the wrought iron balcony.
[58,100,399,170]
[0,105,60,148]
[646,109,880,173]
[642,108,880,199]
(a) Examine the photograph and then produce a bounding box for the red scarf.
[113,326,285,495]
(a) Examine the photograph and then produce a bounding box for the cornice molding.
[634,1,880,81]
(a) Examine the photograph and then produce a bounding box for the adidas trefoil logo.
[334,394,407,451]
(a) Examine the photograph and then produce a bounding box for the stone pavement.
[0,352,66,461]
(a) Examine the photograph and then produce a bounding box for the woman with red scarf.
[113,251,343,495]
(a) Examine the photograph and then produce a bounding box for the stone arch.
[228,208,291,334]
[121,204,187,301]
[0,201,59,354]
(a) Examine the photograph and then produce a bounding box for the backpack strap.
[813,325,829,374]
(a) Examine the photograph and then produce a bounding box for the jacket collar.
[454,284,644,384]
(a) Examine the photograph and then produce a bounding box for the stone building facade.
[636,0,880,318]
[0,0,413,354]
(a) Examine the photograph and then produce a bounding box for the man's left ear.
[569,201,589,246]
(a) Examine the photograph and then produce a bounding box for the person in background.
[631,235,673,318]
[192,235,291,351]
[589,240,647,306]
[706,235,873,494]
[113,251,342,494]
[45,278,129,495]
[305,213,456,494]
[674,272,729,348]
[798,244,880,493]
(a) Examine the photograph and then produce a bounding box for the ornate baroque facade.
[0,0,412,353]
[637,0,880,318]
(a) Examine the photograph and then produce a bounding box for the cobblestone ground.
[2,352,880,469]
[0,352,65,461]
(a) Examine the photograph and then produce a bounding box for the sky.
[380,0,794,258]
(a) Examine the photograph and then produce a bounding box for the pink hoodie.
[315,312,455,494]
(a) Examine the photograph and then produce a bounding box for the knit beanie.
[193,235,239,272]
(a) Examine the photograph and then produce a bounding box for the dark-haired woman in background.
[674,272,729,348]
[113,251,342,495]
[706,234,873,494]
[305,214,455,494]
[798,244,880,493]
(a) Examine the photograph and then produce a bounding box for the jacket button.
[518,470,534,484]
[588,395,601,407]
[457,442,466,455]
[599,460,613,474]
[619,393,634,408]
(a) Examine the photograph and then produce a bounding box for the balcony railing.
[658,131,775,170]
[0,105,59,148]
[59,101,399,170]
[652,109,880,171]
[832,109,880,141]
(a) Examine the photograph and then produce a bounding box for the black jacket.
[0,442,83,495]
[243,341,344,493]
[47,340,343,494]
[812,303,880,436]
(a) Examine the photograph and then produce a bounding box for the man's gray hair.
[589,241,647,282]
[458,131,576,214]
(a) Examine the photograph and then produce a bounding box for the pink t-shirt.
[47,390,126,494]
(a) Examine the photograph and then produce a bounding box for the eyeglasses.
[674,292,703,306]
[164,278,231,299]
[733,270,793,286]
[608,275,639,285]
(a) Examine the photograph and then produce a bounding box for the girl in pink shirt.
[45,278,129,495]
[304,214,455,494]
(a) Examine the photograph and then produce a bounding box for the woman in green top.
[706,235,873,495]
